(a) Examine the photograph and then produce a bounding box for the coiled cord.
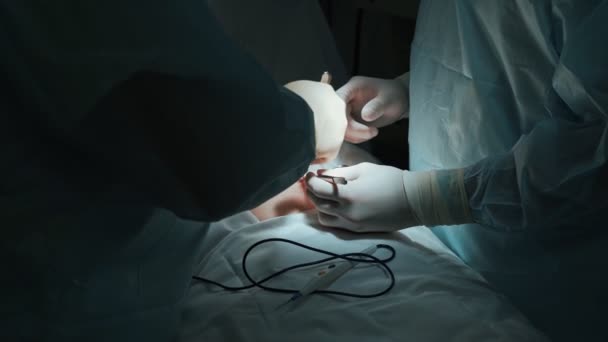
[192,238,396,298]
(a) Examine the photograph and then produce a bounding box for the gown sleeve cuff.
[402,168,474,227]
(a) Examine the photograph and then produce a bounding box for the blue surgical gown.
[409,0,608,340]
[0,1,314,341]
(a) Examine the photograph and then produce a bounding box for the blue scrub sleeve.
[460,1,608,233]
[2,1,316,221]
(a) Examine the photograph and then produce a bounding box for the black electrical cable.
[192,238,396,299]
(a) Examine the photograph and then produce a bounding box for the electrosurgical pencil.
[276,245,378,310]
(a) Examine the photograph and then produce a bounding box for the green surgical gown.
[0,1,315,340]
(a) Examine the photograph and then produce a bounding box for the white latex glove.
[305,164,475,232]
[336,74,409,144]
[304,162,421,232]
[285,80,347,164]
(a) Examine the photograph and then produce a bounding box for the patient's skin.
[251,177,315,221]
[251,143,378,221]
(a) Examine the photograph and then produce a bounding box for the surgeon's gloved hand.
[305,163,420,232]
[305,163,475,233]
[337,74,409,144]
[285,80,347,164]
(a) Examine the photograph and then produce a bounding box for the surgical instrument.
[275,244,378,310]
[192,239,396,300]
[317,174,348,185]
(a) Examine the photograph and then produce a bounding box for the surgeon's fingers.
[345,116,379,144]
[337,80,375,118]
[306,190,339,214]
[336,80,359,103]
[317,211,343,228]
[361,97,386,122]
[306,167,359,202]
[317,212,360,231]
[305,175,347,201]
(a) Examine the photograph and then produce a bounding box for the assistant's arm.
[404,2,608,233]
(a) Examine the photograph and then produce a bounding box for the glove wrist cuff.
[395,72,410,88]
[402,169,473,227]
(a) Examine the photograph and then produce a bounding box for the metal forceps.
[316,174,347,185]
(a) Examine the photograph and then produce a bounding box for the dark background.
[319,0,418,169]
[209,0,420,170]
